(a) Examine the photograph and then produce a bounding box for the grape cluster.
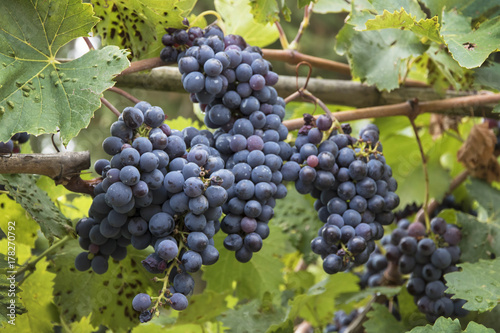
[0,132,30,154]
[358,246,388,289]
[74,101,235,318]
[384,218,468,321]
[281,119,399,274]
[324,309,360,333]
[174,25,291,262]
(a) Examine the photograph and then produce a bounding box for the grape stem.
[108,87,141,104]
[282,93,500,130]
[289,3,314,49]
[408,110,431,231]
[416,170,469,223]
[82,37,95,50]
[190,10,223,28]
[151,262,175,316]
[275,21,290,49]
[17,235,71,285]
[100,96,121,117]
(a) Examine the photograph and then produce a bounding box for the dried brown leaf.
[457,122,500,182]
[429,114,461,139]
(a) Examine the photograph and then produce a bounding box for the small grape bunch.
[384,218,467,321]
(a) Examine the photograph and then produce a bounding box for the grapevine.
[1,1,500,333]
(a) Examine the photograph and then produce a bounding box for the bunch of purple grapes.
[74,101,236,318]
[324,309,360,333]
[0,132,30,154]
[384,218,468,321]
[174,24,291,262]
[281,118,399,274]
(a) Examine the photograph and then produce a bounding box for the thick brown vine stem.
[101,96,121,117]
[416,170,470,223]
[108,86,141,104]
[282,93,500,130]
[0,152,96,195]
[263,48,351,76]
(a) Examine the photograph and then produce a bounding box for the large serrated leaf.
[285,273,359,327]
[313,0,350,13]
[466,178,500,218]
[408,316,494,332]
[0,0,130,144]
[0,195,40,248]
[51,239,158,332]
[441,11,500,69]
[216,0,279,47]
[221,299,285,333]
[249,0,291,24]
[92,0,195,60]
[175,290,228,325]
[364,9,444,44]
[202,224,289,300]
[363,303,406,333]
[335,286,402,305]
[445,258,500,313]
[0,174,72,241]
[272,185,322,264]
[474,63,500,91]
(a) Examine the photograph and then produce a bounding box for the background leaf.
[441,11,500,69]
[216,0,280,47]
[445,258,500,313]
[0,0,129,143]
[0,174,72,241]
[92,0,196,60]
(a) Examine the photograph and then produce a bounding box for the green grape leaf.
[397,285,428,328]
[0,254,26,328]
[348,0,426,30]
[216,0,280,47]
[467,178,500,218]
[349,29,428,90]
[441,11,500,69]
[474,63,500,91]
[408,316,495,333]
[376,131,452,208]
[272,185,322,263]
[249,0,291,24]
[286,273,359,327]
[65,316,97,333]
[364,303,407,333]
[313,0,350,13]
[51,240,158,332]
[0,1,130,144]
[175,290,228,325]
[420,0,500,21]
[449,211,500,263]
[202,224,289,300]
[426,44,471,92]
[0,196,40,248]
[445,258,500,313]
[335,286,402,305]
[0,174,72,241]
[2,256,56,333]
[266,319,294,333]
[92,0,195,60]
[221,299,285,333]
[364,9,444,44]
